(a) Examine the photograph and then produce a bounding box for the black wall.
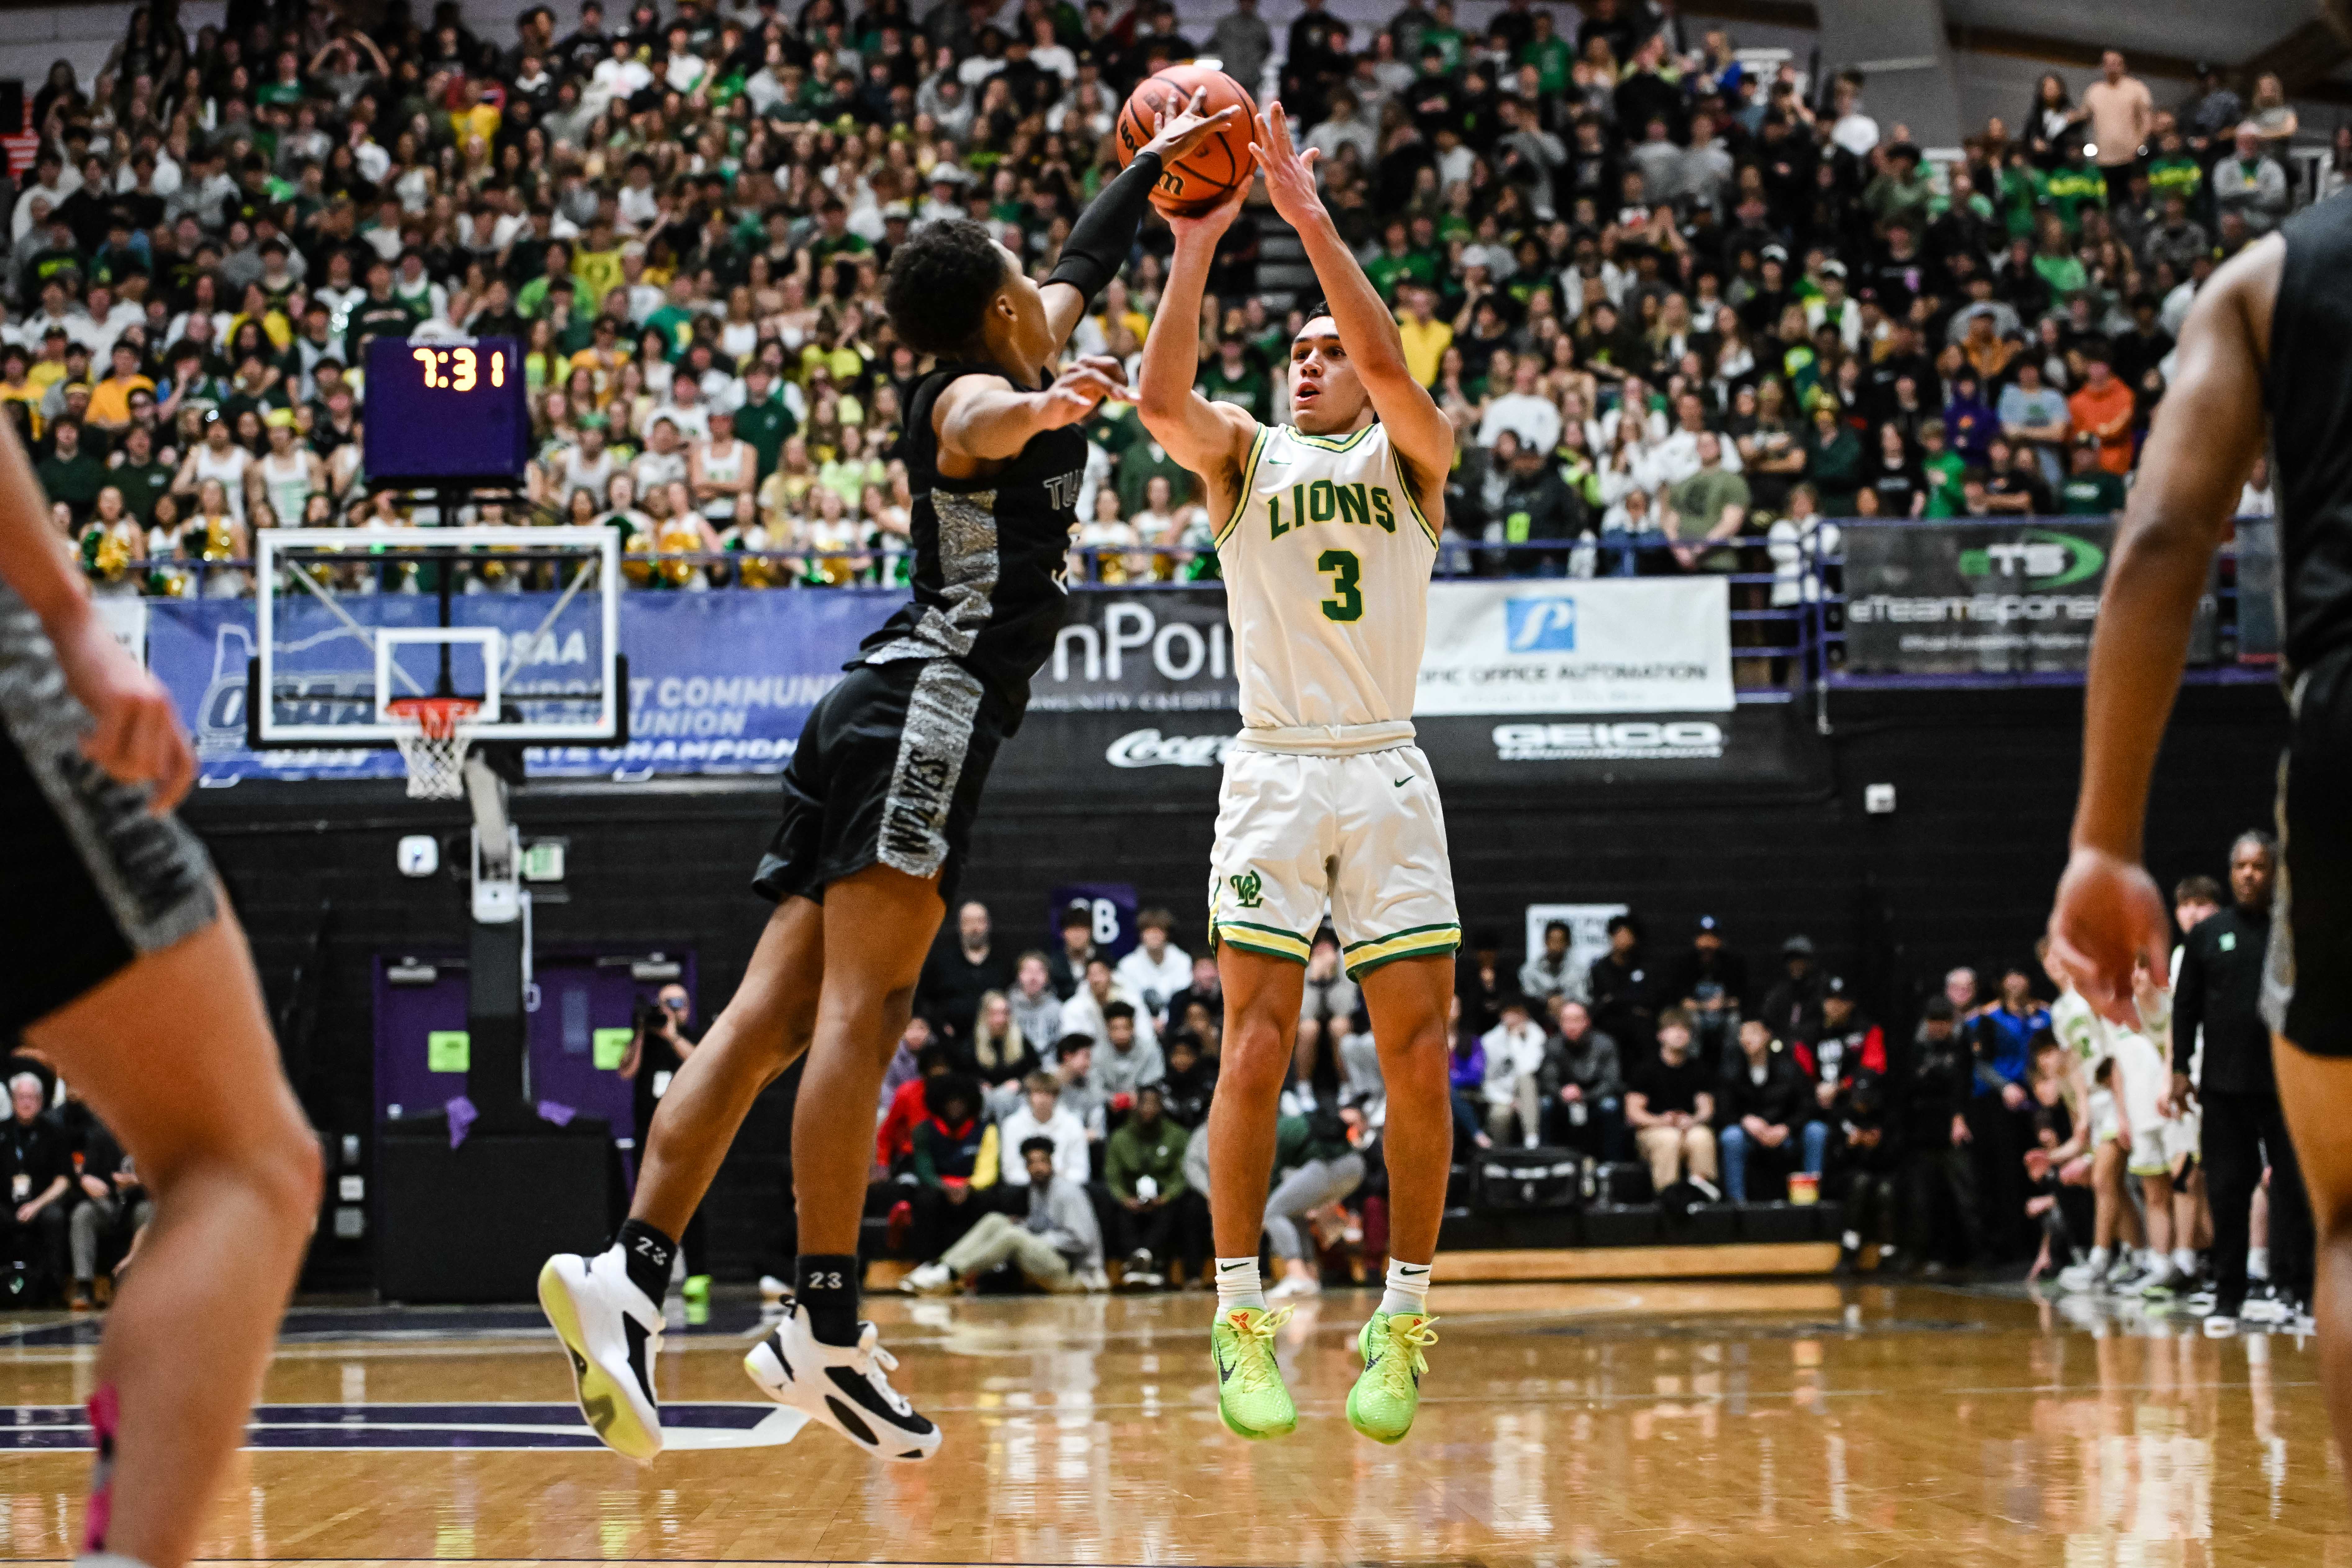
[188,681,2287,1289]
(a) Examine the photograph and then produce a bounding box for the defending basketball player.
[2049,208,2352,1501]
[537,90,1237,1466]
[0,421,321,1568]
[1135,104,1459,1444]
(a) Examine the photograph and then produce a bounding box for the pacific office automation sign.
[1417,578,1736,714]
[1843,520,2216,675]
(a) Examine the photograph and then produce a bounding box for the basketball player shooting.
[537,90,1237,1466]
[2048,207,2352,1499]
[1135,103,1459,1445]
[0,421,320,1568]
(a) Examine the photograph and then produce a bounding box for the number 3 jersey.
[1205,419,1458,979]
[1212,421,1440,741]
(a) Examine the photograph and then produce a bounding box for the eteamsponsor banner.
[1842,521,2217,675]
[1416,578,1736,714]
[150,588,902,783]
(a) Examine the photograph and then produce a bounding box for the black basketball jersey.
[860,361,1087,722]
[2266,195,2352,676]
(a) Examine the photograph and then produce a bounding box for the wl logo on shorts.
[1505,595,1577,652]
[1227,871,1265,909]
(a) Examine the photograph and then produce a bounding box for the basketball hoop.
[386,696,483,800]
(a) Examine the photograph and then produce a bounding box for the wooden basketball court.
[0,1281,2342,1566]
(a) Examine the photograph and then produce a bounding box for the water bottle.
[1568,1098,1588,1127]
[1569,530,1597,578]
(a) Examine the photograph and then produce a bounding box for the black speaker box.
[1738,1201,1820,1244]
[1580,1203,1661,1247]
[1662,1202,1739,1245]
[376,1121,614,1302]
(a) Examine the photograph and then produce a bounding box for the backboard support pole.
[463,741,531,1128]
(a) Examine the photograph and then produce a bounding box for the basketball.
[1115,63,1257,218]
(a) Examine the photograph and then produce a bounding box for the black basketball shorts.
[0,584,217,1036]
[2269,643,2352,1056]
[751,655,1009,911]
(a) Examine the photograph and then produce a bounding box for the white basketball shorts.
[2114,1032,2172,1178]
[1206,743,1460,979]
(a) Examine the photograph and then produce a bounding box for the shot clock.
[364,335,532,485]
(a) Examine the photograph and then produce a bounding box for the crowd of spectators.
[875,821,2304,1307]
[2,0,2322,603]
[874,897,1382,1296]
[0,1055,152,1310]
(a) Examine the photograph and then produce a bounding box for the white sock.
[1213,1257,1265,1315]
[2173,1248,2198,1277]
[2250,1246,2272,1281]
[2088,1245,2111,1271]
[1379,1258,1432,1317]
[2142,1247,2163,1273]
[77,1556,152,1568]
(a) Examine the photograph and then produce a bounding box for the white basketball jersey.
[1212,421,1439,735]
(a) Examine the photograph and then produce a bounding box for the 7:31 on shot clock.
[364,334,532,485]
[409,344,510,392]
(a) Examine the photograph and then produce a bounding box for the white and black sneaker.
[743,1305,941,1462]
[539,1247,665,1463]
[2243,1285,2294,1326]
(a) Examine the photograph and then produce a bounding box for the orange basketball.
[1115,63,1257,219]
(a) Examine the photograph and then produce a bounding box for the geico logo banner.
[1490,721,1727,761]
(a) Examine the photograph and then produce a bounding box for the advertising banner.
[1413,707,1825,789]
[152,579,1761,787]
[984,705,1825,799]
[1416,578,1736,714]
[1522,903,1631,997]
[1842,520,2217,675]
[2235,519,2280,662]
[1030,589,1238,714]
[151,587,903,784]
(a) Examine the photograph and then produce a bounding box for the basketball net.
[386,697,482,800]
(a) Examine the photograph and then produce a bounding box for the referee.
[2173,833,2311,1326]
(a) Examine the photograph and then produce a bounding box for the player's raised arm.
[1249,102,1453,518]
[1134,186,1259,484]
[1038,88,1241,351]
[935,355,1132,465]
[2048,234,2278,1020]
[0,415,194,811]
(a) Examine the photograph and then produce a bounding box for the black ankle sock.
[615,1218,677,1304]
[795,1254,861,1345]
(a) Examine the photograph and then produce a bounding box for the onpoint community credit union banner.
[1416,578,1735,714]
[149,588,904,784]
[1842,520,2217,676]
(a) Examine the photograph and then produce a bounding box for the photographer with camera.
[619,984,709,1321]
